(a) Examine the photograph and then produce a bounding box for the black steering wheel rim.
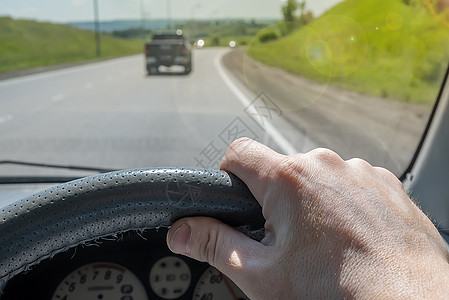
[0,168,264,286]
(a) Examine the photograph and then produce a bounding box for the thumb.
[166,217,264,284]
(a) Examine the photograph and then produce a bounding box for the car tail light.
[181,44,188,55]
[144,45,150,55]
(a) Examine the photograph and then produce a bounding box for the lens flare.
[304,15,368,78]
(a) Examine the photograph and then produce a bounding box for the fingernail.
[169,223,191,255]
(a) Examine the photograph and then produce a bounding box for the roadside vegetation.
[0,17,142,74]
[178,19,269,47]
[247,0,449,104]
[0,16,270,75]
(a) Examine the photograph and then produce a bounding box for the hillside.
[0,17,142,74]
[247,0,449,104]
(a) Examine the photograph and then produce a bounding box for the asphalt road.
[0,48,299,178]
[223,49,431,176]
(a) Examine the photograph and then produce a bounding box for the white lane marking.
[213,50,297,155]
[51,94,65,102]
[0,55,140,88]
[0,115,13,124]
[84,82,94,90]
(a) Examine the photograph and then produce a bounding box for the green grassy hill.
[0,17,142,74]
[247,0,449,104]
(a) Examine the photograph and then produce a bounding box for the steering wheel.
[0,168,265,287]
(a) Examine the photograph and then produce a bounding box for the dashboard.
[1,228,248,300]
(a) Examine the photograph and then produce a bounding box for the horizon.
[0,15,280,22]
[67,16,281,24]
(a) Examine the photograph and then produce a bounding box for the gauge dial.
[193,267,249,300]
[149,256,191,299]
[51,262,148,300]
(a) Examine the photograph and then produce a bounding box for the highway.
[0,48,299,178]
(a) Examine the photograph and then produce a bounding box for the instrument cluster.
[2,229,248,300]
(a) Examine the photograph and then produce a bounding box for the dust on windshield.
[0,0,448,178]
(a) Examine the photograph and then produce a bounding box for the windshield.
[0,0,448,180]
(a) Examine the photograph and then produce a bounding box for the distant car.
[144,31,192,75]
[194,39,205,48]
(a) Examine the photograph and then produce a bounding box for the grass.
[247,0,449,104]
[0,17,142,74]
[201,35,253,47]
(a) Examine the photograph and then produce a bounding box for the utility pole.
[167,0,171,29]
[140,0,146,31]
[93,0,101,57]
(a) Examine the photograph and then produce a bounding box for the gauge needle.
[223,275,239,300]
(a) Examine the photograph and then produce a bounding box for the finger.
[220,137,285,202]
[167,217,265,287]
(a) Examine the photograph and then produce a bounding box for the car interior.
[0,0,448,299]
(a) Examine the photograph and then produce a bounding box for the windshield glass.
[0,0,448,179]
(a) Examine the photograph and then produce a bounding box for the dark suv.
[144,32,192,75]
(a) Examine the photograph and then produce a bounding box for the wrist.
[340,245,449,299]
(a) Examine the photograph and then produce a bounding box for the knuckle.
[373,166,390,174]
[346,157,373,169]
[374,166,396,180]
[222,137,254,168]
[375,167,404,189]
[307,148,343,165]
[275,149,343,182]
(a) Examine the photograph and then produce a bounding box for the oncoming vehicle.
[0,0,448,299]
[144,31,192,75]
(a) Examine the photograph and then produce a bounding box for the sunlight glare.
[229,250,242,268]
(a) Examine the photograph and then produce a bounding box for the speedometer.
[193,267,249,300]
[51,262,148,300]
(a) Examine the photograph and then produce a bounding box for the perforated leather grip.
[0,168,264,285]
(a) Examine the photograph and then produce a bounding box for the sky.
[0,0,341,22]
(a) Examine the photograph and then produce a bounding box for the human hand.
[167,138,449,299]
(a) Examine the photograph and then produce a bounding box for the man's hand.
[167,138,449,299]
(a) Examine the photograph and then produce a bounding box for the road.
[0,47,431,179]
[223,49,431,176]
[0,48,298,178]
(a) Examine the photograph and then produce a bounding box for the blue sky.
[0,0,341,22]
